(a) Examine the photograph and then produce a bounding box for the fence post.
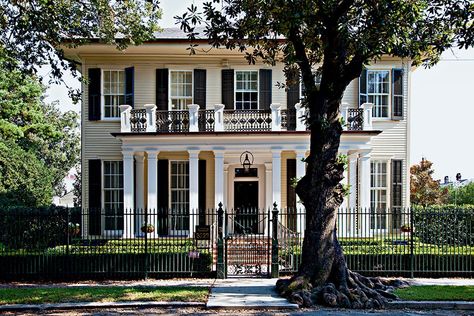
[410,207,414,278]
[66,208,70,256]
[271,202,279,278]
[144,208,149,280]
[217,202,226,279]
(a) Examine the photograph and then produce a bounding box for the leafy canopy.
[0,0,162,100]
[177,0,474,117]
[410,158,448,207]
[448,182,474,205]
[0,57,80,196]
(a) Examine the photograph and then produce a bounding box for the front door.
[234,181,259,234]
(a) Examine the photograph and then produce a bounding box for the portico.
[112,130,378,237]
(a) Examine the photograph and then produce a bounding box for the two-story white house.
[64,28,410,238]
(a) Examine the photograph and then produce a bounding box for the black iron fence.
[0,206,473,280]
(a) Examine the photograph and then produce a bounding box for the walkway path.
[206,278,298,309]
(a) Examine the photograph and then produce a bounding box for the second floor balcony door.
[170,71,193,110]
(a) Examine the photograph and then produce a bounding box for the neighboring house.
[53,190,76,207]
[64,28,410,238]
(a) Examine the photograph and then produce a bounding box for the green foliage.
[410,158,448,206]
[1,1,162,99]
[448,182,474,205]
[0,58,80,196]
[0,142,54,207]
[413,206,474,246]
[394,286,474,301]
[0,206,80,250]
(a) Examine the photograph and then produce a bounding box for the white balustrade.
[187,104,200,132]
[119,104,132,132]
[144,104,157,132]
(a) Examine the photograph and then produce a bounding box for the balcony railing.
[121,103,373,133]
[223,110,272,132]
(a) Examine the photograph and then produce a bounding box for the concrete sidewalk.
[404,278,474,286]
[207,278,298,309]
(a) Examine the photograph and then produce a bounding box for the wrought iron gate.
[225,208,271,277]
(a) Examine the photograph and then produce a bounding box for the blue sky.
[43,1,474,182]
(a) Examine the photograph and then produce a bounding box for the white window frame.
[168,70,194,111]
[370,160,389,230]
[366,69,391,119]
[169,160,190,235]
[234,70,259,110]
[101,69,126,121]
[102,160,124,234]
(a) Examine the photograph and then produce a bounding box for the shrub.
[413,206,474,246]
[0,206,81,250]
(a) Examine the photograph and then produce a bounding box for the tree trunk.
[276,93,405,308]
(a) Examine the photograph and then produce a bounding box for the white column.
[120,105,132,132]
[361,103,373,130]
[270,103,282,131]
[340,103,350,131]
[348,152,358,237]
[338,151,349,235]
[135,153,145,235]
[264,163,273,211]
[188,104,200,132]
[295,151,306,236]
[188,150,200,237]
[359,151,372,237]
[214,151,225,207]
[147,150,159,237]
[294,103,306,131]
[214,104,225,131]
[144,104,157,132]
[123,151,135,238]
[272,150,282,207]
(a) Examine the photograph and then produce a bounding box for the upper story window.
[103,70,125,118]
[235,71,258,110]
[170,71,193,110]
[367,70,390,118]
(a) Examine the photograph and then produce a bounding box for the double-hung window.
[170,161,190,233]
[370,161,388,229]
[235,71,258,110]
[367,70,390,118]
[170,71,193,110]
[103,161,124,231]
[103,70,125,118]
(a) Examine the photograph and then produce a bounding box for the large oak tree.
[177,0,474,308]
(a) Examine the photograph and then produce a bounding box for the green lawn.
[0,286,209,305]
[394,285,474,301]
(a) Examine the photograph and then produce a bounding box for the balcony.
[120,103,374,133]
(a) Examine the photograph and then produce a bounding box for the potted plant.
[400,224,411,233]
[141,224,155,234]
[68,222,80,236]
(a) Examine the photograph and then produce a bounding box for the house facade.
[65,29,411,238]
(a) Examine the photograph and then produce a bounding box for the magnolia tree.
[177,0,474,308]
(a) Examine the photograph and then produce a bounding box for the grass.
[394,285,474,301]
[0,286,209,305]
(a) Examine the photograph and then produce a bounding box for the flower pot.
[141,225,155,234]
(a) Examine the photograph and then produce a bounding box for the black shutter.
[88,159,102,235]
[221,69,234,109]
[259,69,272,110]
[359,68,368,107]
[286,159,297,231]
[392,69,404,120]
[88,68,101,121]
[287,71,300,108]
[194,69,206,108]
[156,69,169,110]
[157,159,169,236]
[125,66,134,108]
[198,160,207,225]
[391,160,403,229]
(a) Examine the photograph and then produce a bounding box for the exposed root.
[276,271,408,309]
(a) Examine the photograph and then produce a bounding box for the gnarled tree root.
[276,272,409,309]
